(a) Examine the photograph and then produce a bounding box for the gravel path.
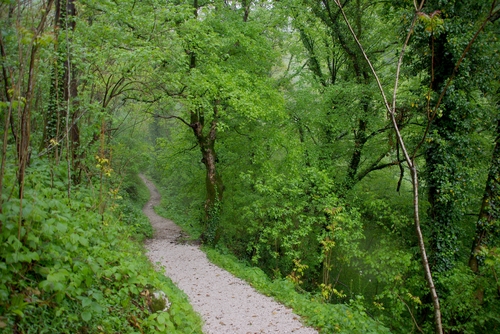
[140,175,318,334]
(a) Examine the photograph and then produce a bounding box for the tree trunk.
[44,0,64,157]
[185,0,224,245]
[64,0,81,183]
[469,117,500,274]
[190,103,224,245]
[242,0,250,22]
[43,0,80,175]
[345,118,367,189]
[424,32,461,273]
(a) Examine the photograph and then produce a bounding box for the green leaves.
[205,248,390,333]
[417,10,445,34]
[240,167,363,286]
[0,157,202,333]
[81,311,92,322]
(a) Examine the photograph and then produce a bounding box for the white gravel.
[140,175,318,334]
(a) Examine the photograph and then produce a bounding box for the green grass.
[149,176,390,333]
[204,248,391,334]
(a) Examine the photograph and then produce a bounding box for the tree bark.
[190,102,224,245]
[469,117,500,274]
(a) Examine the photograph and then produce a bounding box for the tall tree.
[150,0,283,244]
[409,1,500,274]
[0,0,54,201]
[283,0,403,193]
[43,0,80,185]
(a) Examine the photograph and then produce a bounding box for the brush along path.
[140,174,318,334]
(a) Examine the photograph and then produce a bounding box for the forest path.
[140,174,318,334]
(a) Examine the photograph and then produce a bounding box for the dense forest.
[1,0,499,333]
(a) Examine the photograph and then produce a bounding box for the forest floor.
[139,174,318,334]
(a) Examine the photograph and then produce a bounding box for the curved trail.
[140,175,318,334]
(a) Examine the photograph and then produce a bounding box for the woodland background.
[1,0,499,333]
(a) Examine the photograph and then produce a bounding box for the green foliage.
[202,196,222,246]
[204,248,390,333]
[149,131,205,240]
[436,264,500,334]
[3,0,499,332]
[117,194,154,242]
[239,168,364,286]
[0,158,202,333]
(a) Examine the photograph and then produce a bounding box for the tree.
[281,0,405,193]
[411,0,499,275]
[43,0,81,185]
[332,0,500,332]
[150,0,283,244]
[469,95,500,276]
[0,0,55,206]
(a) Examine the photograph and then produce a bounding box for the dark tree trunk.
[424,32,460,273]
[190,103,224,245]
[345,118,367,189]
[242,0,250,22]
[469,117,500,275]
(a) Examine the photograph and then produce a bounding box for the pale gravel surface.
[140,174,318,334]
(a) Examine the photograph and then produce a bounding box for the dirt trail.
[140,174,318,334]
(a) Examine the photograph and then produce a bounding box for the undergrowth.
[152,188,203,241]
[150,179,390,333]
[204,248,390,334]
[118,174,154,242]
[0,160,203,333]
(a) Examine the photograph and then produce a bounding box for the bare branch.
[332,1,444,333]
[148,112,192,128]
[397,294,425,334]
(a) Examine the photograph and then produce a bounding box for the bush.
[0,159,203,333]
[204,248,390,334]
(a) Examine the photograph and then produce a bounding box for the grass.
[149,176,390,334]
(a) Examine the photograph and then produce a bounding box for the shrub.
[0,159,202,333]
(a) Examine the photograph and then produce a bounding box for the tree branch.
[148,112,192,128]
[365,123,393,141]
[397,293,424,334]
[333,1,444,333]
